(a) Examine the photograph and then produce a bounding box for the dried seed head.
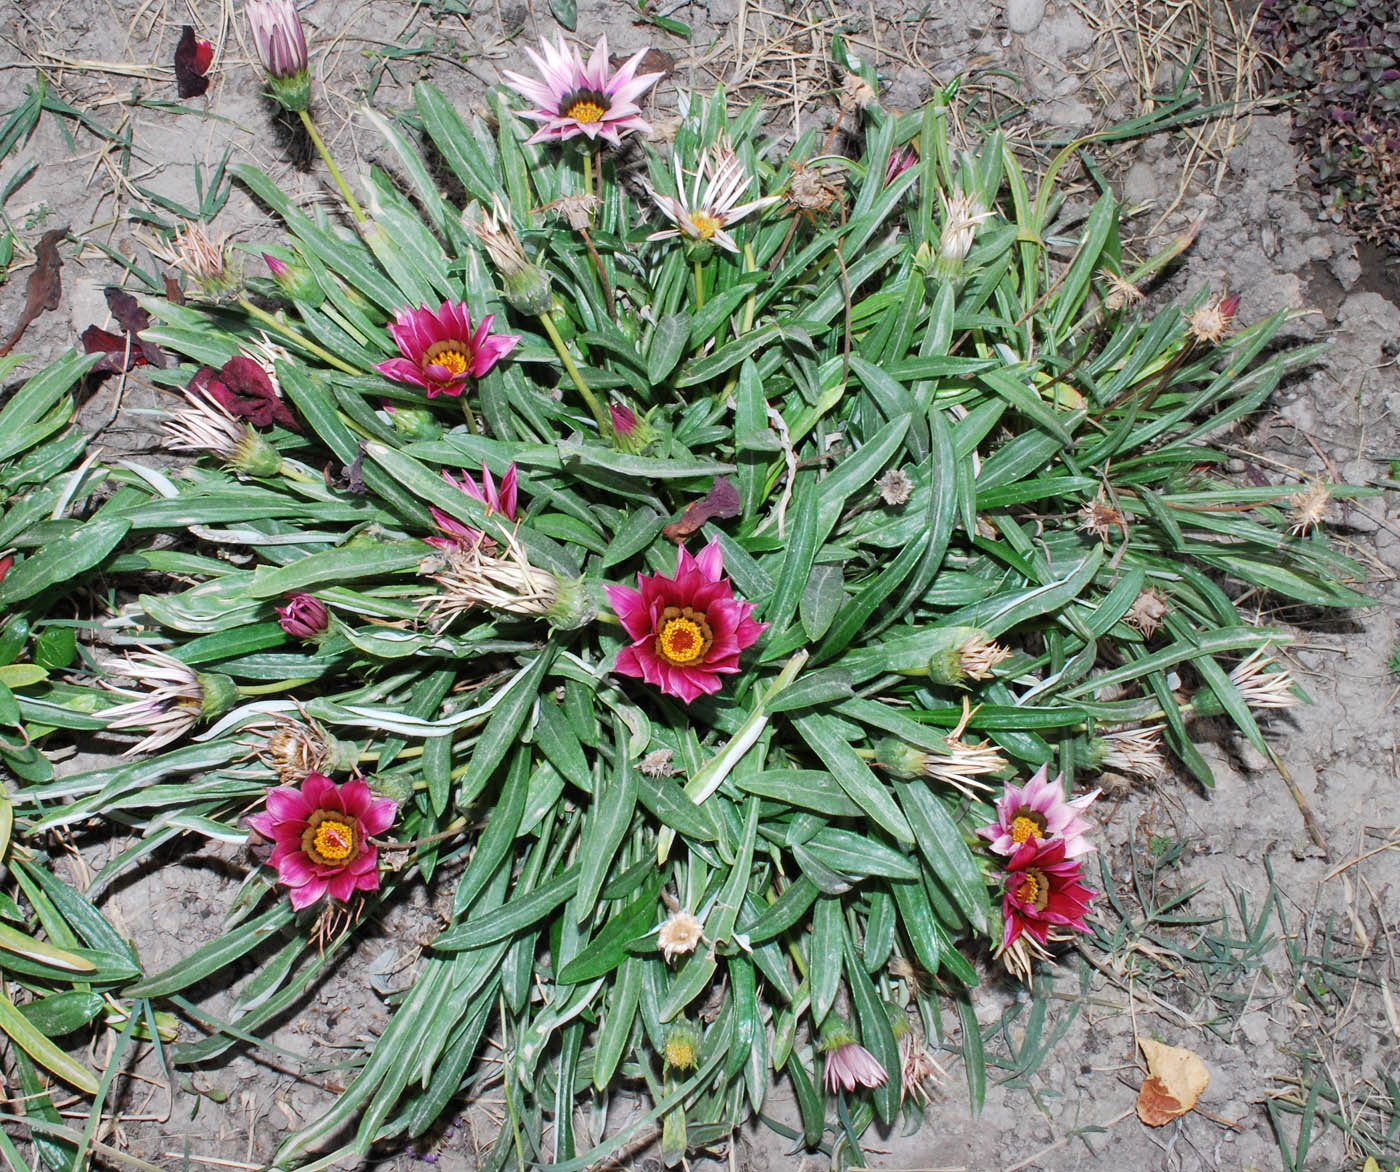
[956,633,1011,682]
[163,387,282,477]
[639,747,675,777]
[1124,587,1170,639]
[787,162,845,214]
[658,909,704,963]
[1079,494,1125,543]
[1102,268,1144,311]
[466,194,553,314]
[839,71,880,115]
[1090,725,1166,781]
[877,467,914,506]
[1288,479,1331,537]
[1186,290,1241,345]
[1228,649,1299,710]
[427,531,595,631]
[541,191,602,231]
[168,222,241,298]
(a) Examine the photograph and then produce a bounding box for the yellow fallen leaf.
[1136,1038,1209,1126]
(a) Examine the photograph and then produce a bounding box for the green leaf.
[647,312,691,386]
[434,865,579,950]
[0,988,99,1094]
[895,781,991,933]
[792,713,913,844]
[0,518,130,606]
[557,878,662,984]
[575,720,640,919]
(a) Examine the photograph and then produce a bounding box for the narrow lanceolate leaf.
[895,781,991,933]
[0,988,100,1095]
[792,713,913,844]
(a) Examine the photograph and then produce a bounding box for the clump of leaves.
[1255,1,1400,252]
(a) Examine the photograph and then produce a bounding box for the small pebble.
[1007,0,1046,34]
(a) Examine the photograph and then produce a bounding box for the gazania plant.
[2,29,1372,1172]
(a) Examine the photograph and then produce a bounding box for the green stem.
[582,149,594,208]
[237,678,319,696]
[693,258,706,308]
[298,108,366,224]
[716,244,759,404]
[538,310,610,434]
[461,395,479,435]
[237,297,359,376]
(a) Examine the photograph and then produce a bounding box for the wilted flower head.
[977,764,1099,859]
[821,1022,888,1094]
[838,70,879,115]
[276,592,329,639]
[898,1029,946,1108]
[639,747,675,776]
[428,529,595,631]
[466,196,552,315]
[245,0,310,110]
[168,221,240,299]
[502,34,663,146]
[163,386,282,477]
[1124,586,1169,639]
[1227,648,1299,710]
[606,539,767,704]
[1089,726,1166,781]
[997,838,1095,958]
[247,715,355,783]
[1079,493,1125,542]
[100,649,238,756]
[1186,289,1241,345]
[248,772,396,910]
[647,144,778,255]
[885,145,917,185]
[427,463,519,554]
[374,301,520,399]
[786,161,845,215]
[658,908,704,963]
[935,191,992,276]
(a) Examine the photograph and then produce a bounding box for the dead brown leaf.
[1136,1038,1209,1127]
[0,228,68,356]
[662,477,740,543]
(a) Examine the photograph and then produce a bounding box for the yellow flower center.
[689,211,722,240]
[423,340,471,380]
[1015,868,1049,911]
[664,1035,698,1070]
[303,810,358,865]
[655,606,713,666]
[1010,809,1046,845]
[563,89,608,124]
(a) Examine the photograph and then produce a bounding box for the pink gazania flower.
[885,144,917,184]
[605,539,767,704]
[427,463,519,553]
[976,764,1098,860]
[276,592,329,639]
[374,301,520,399]
[646,144,779,254]
[248,772,397,911]
[999,838,1095,952]
[502,35,663,147]
[824,1041,889,1094]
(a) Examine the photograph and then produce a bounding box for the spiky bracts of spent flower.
[898,1028,946,1108]
[427,463,518,553]
[99,649,238,756]
[1089,726,1167,781]
[657,908,703,963]
[874,699,1006,798]
[935,191,993,277]
[606,538,767,704]
[248,772,396,910]
[1289,479,1332,537]
[464,196,552,315]
[375,301,520,399]
[977,764,1099,859]
[502,35,663,147]
[1186,290,1241,345]
[1102,268,1145,312]
[1079,493,1126,543]
[1228,648,1301,710]
[996,837,1095,960]
[163,386,282,477]
[166,221,240,299]
[245,0,310,111]
[646,144,778,254]
[1124,586,1170,638]
[427,529,595,631]
[244,715,355,783]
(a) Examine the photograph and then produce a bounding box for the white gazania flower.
[99,649,237,756]
[647,144,778,254]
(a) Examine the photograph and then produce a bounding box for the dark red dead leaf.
[175,25,214,99]
[162,273,186,305]
[663,476,741,542]
[0,228,67,357]
[190,355,300,431]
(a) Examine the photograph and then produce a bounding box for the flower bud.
[384,403,443,442]
[195,671,240,721]
[263,252,323,305]
[663,1020,702,1071]
[276,593,330,639]
[609,401,656,453]
[246,0,311,112]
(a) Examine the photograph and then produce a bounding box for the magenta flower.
[976,764,1098,859]
[427,463,519,553]
[502,35,663,147]
[885,144,917,184]
[609,401,637,435]
[999,838,1095,951]
[374,301,520,399]
[824,1041,888,1094]
[248,772,396,910]
[606,539,766,704]
[276,592,329,639]
[246,0,307,78]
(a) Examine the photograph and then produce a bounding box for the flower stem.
[693,258,706,308]
[237,297,360,376]
[582,149,594,207]
[461,395,479,435]
[538,310,609,434]
[298,108,366,224]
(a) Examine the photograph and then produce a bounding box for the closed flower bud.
[246,0,311,111]
[384,403,443,442]
[263,251,323,305]
[276,593,330,639]
[663,1021,702,1071]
